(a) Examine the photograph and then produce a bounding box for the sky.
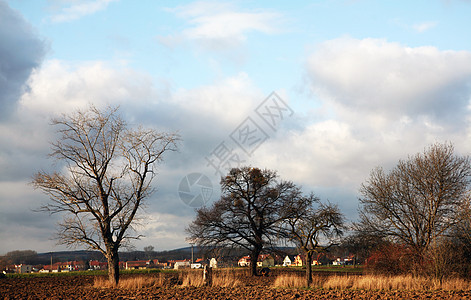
[1,0,471,255]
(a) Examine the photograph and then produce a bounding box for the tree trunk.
[306,252,313,286]
[107,250,120,286]
[250,248,261,276]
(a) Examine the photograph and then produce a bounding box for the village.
[4,252,355,274]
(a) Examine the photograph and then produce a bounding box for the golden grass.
[273,274,305,288]
[273,274,471,291]
[180,269,242,287]
[94,274,163,289]
[180,270,204,287]
[211,269,242,287]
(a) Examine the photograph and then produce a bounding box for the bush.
[365,243,417,275]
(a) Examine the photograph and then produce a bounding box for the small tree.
[283,195,344,286]
[357,143,471,264]
[186,167,304,276]
[32,105,179,285]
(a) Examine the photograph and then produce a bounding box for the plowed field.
[2,269,471,299]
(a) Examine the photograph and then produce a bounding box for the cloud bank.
[0,0,47,120]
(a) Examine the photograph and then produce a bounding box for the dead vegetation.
[273,273,471,291]
[4,269,471,299]
[94,274,164,289]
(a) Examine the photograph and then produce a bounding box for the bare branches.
[32,105,179,285]
[358,142,471,256]
[282,194,345,255]
[187,166,306,276]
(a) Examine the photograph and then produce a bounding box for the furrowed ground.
[2,267,471,299]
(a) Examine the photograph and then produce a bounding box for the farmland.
[2,268,471,299]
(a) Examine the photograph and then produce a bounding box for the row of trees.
[32,105,471,285]
[187,143,471,283]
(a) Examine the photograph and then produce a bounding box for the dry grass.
[273,274,471,291]
[94,274,163,289]
[180,269,242,287]
[180,270,204,287]
[212,269,242,287]
[273,274,306,288]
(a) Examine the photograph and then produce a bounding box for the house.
[293,255,303,267]
[14,264,32,273]
[89,260,108,270]
[238,256,251,267]
[191,258,204,268]
[125,260,151,270]
[282,256,292,267]
[63,261,86,271]
[332,256,354,266]
[209,258,217,268]
[41,261,86,272]
[332,258,344,266]
[257,254,274,267]
[168,260,190,269]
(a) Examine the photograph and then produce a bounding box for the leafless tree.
[186,167,304,276]
[282,194,344,286]
[357,143,471,262]
[32,105,179,285]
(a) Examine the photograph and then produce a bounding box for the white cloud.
[19,59,156,116]
[243,37,471,214]
[306,37,471,126]
[49,0,117,23]
[162,1,281,50]
[170,72,259,126]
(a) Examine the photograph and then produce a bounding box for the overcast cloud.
[0,0,46,120]
[1,0,471,254]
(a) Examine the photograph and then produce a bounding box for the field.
[2,268,471,299]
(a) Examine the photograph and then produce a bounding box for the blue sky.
[1,0,471,254]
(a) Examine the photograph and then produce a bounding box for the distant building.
[238,256,251,267]
[125,260,152,270]
[257,254,274,267]
[209,258,217,268]
[168,260,190,269]
[41,261,86,272]
[15,264,32,274]
[282,256,292,267]
[293,255,303,267]
[89,260,108,270]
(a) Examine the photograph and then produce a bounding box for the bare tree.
[357,143,471,261]
[283,194,344,286]
[186,167,303,276]
[32,105,179,285]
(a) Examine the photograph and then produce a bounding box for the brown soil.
[1,269,471,299]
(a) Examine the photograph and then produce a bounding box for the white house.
[174,260,190,269]
[209,258,217,268]
[282,256,292,267]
